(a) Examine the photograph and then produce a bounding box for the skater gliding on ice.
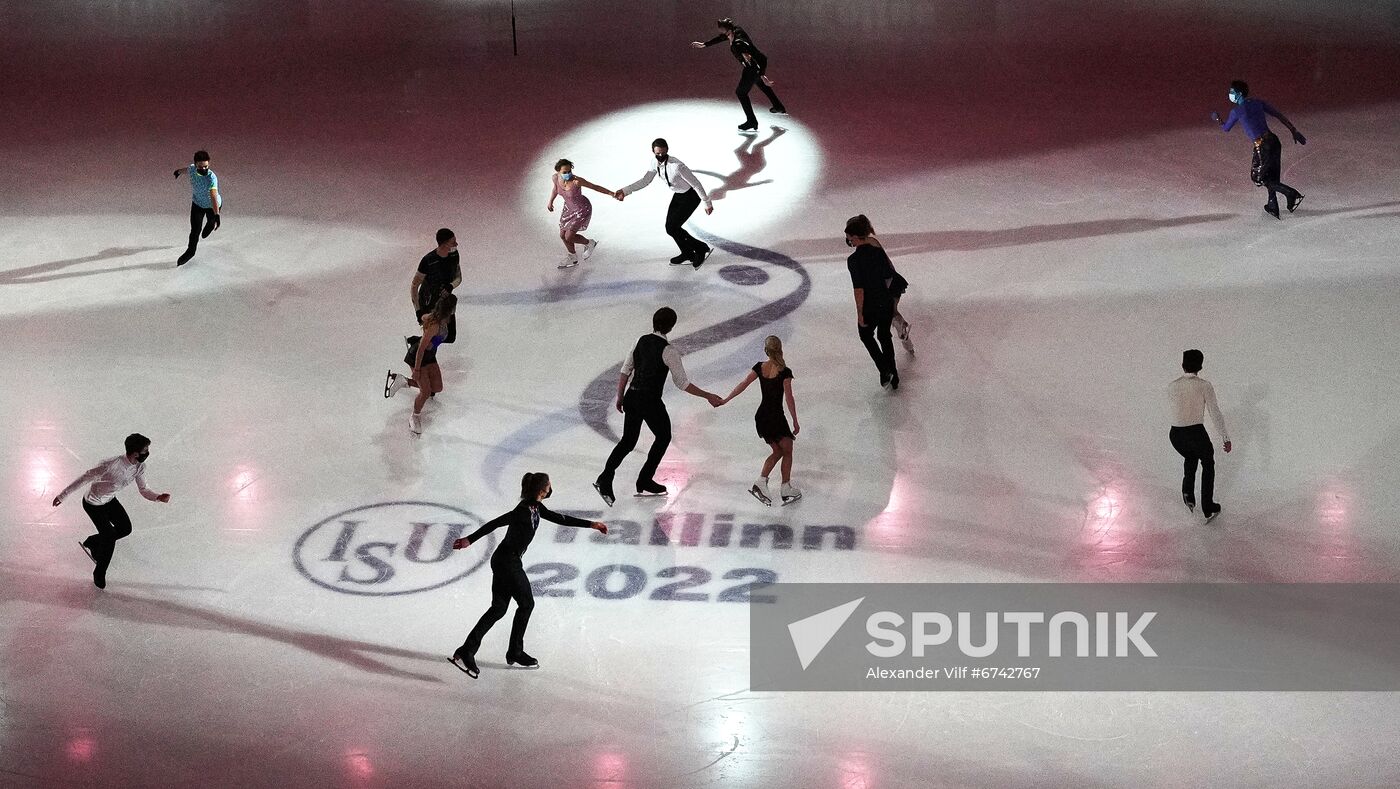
[1212,80,1307,220]
[718,335,802,506]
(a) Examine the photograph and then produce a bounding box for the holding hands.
[613,189,625,201]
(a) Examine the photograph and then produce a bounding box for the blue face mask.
[560,172,574,181]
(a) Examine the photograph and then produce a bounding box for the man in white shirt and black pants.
[615,138,716,268]
[594,307,722,505]
[53,433,171,588]
[1168,350,1232,522]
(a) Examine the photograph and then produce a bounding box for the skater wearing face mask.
[844,214,901,390]
[173,150,221,266]
[614,139,715,268]
[691,17,787,132]
[1211,80,1307,220]
[53,433,171,589]
[447,473,607,679]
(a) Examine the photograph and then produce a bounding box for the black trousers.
[664,189,704,255]
[81,498,132,572]
[1169,425,1216,509]
[461,559,533,656]
[858,310,898,379]
[736,66,784,124]
[180,202,218,261]
[1250,133,1300,207]
[601,391,672,486]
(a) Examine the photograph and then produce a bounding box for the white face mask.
[1228,92,1242,104]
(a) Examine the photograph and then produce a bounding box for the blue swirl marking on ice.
[477,234,810,494]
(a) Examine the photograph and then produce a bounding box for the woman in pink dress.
[547,159,616,268]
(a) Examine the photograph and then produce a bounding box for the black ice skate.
[593,478,616,507]
[1287,193,1305,213]
[506,650,539,668]
[1264,202,1281,220]
[1183,494,1196,513]
[448,649,480,679]
[79,538,96,564]
[1204,504,1222,524]
[635,480,668,497]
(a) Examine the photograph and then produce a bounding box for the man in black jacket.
[594,307,722,505]
[693,18,787,131]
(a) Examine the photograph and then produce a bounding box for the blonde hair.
[763,335,786,371]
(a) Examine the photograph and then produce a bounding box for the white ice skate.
[385,371,407,398]
[780,482,803,506]
[895,317,915,355]
[558,252,579,269]
[582,239,598,260]
[748,479,773,506]
[409,412,422,435]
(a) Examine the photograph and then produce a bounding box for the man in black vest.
[594,307,723,505]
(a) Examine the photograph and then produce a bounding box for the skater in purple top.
[718,335,802,506]
[1211,80,1307,220]
[547,159,616,269]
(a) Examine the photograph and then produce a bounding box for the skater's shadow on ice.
[0,563,447,684]
[1295,199,1400,219]
[0,246,174,285]
[778,214,1238,260]
[692,126,786,201]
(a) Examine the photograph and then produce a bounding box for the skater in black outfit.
[447,473,607,678]
[1168,349,1233,522]
[718,335,802,506]
[410,228,461,343]
[692,17,787,131]
[615,139,716,267]
[845,214,900,390]
[1211,80,1307,220]
[593,307,723,505]
[52,433,171,589]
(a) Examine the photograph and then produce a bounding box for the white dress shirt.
[57,456,161,505]
[620,332,691,391]
[621,156,711,205]
[1168,373,1230,441]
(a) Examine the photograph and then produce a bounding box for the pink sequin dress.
[556,174,593,235]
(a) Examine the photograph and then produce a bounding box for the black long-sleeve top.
[466,499,593,561]
[703,29,767,73]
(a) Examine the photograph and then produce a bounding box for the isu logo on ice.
[294,501,492,596]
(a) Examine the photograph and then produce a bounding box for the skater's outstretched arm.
[1263,103,1306,143]
[452,507,516,549]
[537,504,607,533]
[1215,106,1241,132]
[719,370,758,405]
[619,168,656,197]
[53,459,109,506]
[133,464,169,503]
[692,34,727,48]
[577,176,614,196]
[784,377,799,435]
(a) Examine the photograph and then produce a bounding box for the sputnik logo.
[787,597,864,670]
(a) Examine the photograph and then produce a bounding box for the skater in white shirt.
[53,433,171,588]
[614,138,716,268]
[1168,350,1232,522]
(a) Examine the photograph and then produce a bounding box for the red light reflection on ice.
[344,749,374,781]
[592,751,628,783]
[66,733,96,763]
[836,749,876,788]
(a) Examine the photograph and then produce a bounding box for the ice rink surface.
[3,1,1400,786]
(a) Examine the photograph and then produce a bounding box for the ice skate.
[895,318,915,354]
[635,480,668,498]
[748,479,772,506]
[557,251,579,269]
[1183,494,1196,513]
[1287,193,1304,213]
[506,650,539,668]
[1204,504,1222,524]
[385,370,407,398]
[593,478,615,507]
[79,538,96,564]
[409,412,422,435]
[781,482,803,506]
[581,239,598,260]
[1264,202,1281,220]
[738,120,759,132]
[448,649,479,679]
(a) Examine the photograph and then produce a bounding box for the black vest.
[628,334,670,398]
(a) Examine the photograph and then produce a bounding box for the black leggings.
[664,189,704,255]
[1250,133,1300,207]
[82,498,132,570]
[1169,425,1216,509]
[601,391,672,487]
[181,202,218,260]
[736,66,784,123]
[858,312,898,378]
[461,559,534,656]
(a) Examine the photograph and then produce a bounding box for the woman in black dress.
[447,473,607,678]
[719,335,802,505]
